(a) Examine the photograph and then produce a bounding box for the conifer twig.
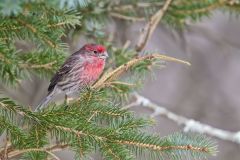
[47,22,71,28]
[20,61,57,70]
[88,111,97,122]
[110,12,145,21]
[116,140,209,152]
[176,0,239,15]
[93,54,190,89]
[176,0,225,14]
[5,144,68,159]
[16,18,57,48]
[0,52,10,64]
[125,93,240,144]
[112,2,164,12]
[3,137,9,160]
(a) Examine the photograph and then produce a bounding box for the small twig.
[136,0,173,52]
[107,30,115,43]
[112,2,164,12]
[123,40,131,50]
[45,150,61,160]
[136,2,164,8]
[20,61,57,70]
[0,52,10,64]
[87,111,97,122]
[127,93,240,144]
[55,125,85,137]
[106,81,136,86]
[47,22,69,28]
[90,110,122,117]
[54,125,104,141]
[116,140,210,153]
[6,144,68,159]
[3,137,9,160]
[110,12,145,21]
[122,100,140,110]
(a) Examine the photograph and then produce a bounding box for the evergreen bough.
[1,0,238,159]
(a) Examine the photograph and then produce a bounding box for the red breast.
[82,58,105,83]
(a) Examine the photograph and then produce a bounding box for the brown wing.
[48,53,81,93]
[48,64,71,92]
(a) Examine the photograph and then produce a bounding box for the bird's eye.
[93,50,97,54]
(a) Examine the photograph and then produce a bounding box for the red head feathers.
[84,44,106,53]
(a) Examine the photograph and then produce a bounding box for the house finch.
[35,44,108,111]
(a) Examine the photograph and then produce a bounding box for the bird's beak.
[99,51,109,59]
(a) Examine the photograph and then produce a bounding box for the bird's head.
[82,44,108,60]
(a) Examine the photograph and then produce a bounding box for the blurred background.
[1,9,240,160]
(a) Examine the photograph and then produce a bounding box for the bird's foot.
[64,95,74,110]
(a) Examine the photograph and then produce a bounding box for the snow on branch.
[124,92,240,144]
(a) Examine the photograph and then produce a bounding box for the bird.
[35,43,108,111]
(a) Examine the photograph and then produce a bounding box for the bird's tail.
[35,90,55,112]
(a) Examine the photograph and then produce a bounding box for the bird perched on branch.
[35,44,108,111]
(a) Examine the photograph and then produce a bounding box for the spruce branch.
[176,0,225,14]
[117,140,208,152]
[15,18,57,48]
[93,54,190,89]
[19,61,57,70]
[0,15,79,32]
[175,0,240,15]
[2,132,216,160]
[0,95,216,159]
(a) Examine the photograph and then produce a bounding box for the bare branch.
[135,0,173,52]
[125,93,240,144]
